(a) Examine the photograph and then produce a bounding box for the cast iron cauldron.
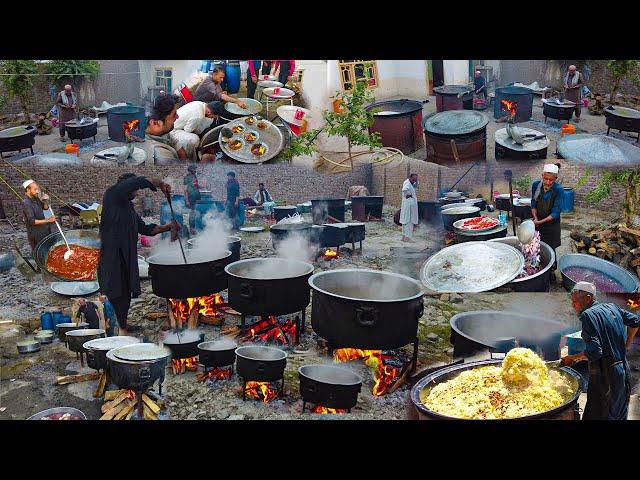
[604,106,640,142]
[273,206,298,222]
[34,230,101,282]
[225,258,314,316]
[64,118,98,143]
[0,125,37,157]
[235,346,287,382]
[311,224,347,249]
[299,364,362,411]
[270,222,313,249]
[163,330,205,359]
[147,249,232,299]
[449,310,574,360]
[308,269,424,350]
[106,344,170,393]
[84,336,140,371]
[409,359,582,420]
[441,205,481,231]
[198,339,237,369]
[65,329,105,353]
[187,236,241,263]
[55,322,88,343]
[558,253,640,293]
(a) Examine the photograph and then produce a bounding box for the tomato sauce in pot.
[46,244,100,281]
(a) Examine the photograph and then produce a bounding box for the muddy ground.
[1,205,639,420]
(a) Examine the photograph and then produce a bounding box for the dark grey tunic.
[97,176,158,299]
[22,196,53,248]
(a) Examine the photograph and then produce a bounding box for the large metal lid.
[366,99,423,117]
[494,127,549,152]
[163,329,202,345]
[83,336,139,351]
[542,98,576,108]
[0,125,36,138]
[557,134,640,167]
[441,206,480,215]
[420,241,524,293]
[423,110,489,136]
[433,85,473,96]
[604,105,640,119]
[66,329,105,337]
[112,343,171,362]
[224,98,263,116]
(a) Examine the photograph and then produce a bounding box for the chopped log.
[199,315,224,326]
[219,307,241,316]
[570,231,592,247]
[142,394,160,414]
[143,404,158,420]
[221,325,241,337]
[100,398,129,420]
[588,247,597,255]
[619,225,640,238]
[125,409,135,420]
[56,372,101,385]
[145,312,168,321]
[104,389,125,401]
[145,390,166,408]
[93,372,108,398]
[101,391,129,413]
[114,399,135,420]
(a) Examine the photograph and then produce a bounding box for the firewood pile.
[570,223,640,277]
[99,389,165,420]
[588,93,606,115]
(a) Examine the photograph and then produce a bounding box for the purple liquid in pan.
[563,266,625,293]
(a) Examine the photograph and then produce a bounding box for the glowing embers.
[171,356,199,375]
[243,316,297,345]
[323,249,339,260]
[627,297,640,309]
[244,381,280,404]
[309,405,348,414]
[500,100,518,120]
[333,348,410,396]
[196,367,233,383]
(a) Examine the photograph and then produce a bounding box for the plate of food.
[453,215,500,232]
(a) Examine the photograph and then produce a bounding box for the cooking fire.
[169,294,226,324]
[243,316,297,345]
[323,249,339,260]
[244,381,280,404]
[333,348,410,396]
[310,406,348,414]
[196,367,232,383]
[171,356,199,375]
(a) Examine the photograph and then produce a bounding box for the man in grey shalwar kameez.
[400,173,419,242]
[563,65,585,123]
[55,84,78,142]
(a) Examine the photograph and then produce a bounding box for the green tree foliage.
[606,60,640,105]
[578,168,640,226]
[513,175,532,194]
[280,129,321,161]
[46,60,100,83]
[323,75,382,170]
[0,60,38,123]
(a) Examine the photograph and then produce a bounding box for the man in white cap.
[55,84,78,142]
[563,65,585,123]
[562,282,639,419]
[473,70,487,100]
[531,163,564,279]
[21,180,56,254]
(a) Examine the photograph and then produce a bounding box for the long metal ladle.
[48,205,74,260]
[166,193,188,264]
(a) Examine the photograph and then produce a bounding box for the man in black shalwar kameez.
[97,173,176,335]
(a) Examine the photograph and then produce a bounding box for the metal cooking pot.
[65,329,106,354]
[410,359,582,420]
[147,249,232,299]
[17,339,41,354]
[441,206,481,232]
[235,346,287,382]
[34,230,101,282]
[299,364,362,411]
[308,269,424,350]
[187,236,242,263]
[106,344,170,393]
[198,339,237,369]
[64,119,98,142]
[0,125,37,156]
[558,253,640,293]
[225,258,314,316]
[162,330,205,359]
[55,322,89,343]
[27,407,86,420]
[34,330,55,344]
[489,237,555,292]
[270,222,313,249]
[83,336,140,371]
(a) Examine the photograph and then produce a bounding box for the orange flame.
[333,348,402,396]
[171,356,199,374]
[501,100,518,118]
[324,249,338,259]
[627,298,640,309]
[244,316,296,345]
[169,294,225,323]
[311,405,347,414]
[123,119,140,135]
[197,367,232,383]
[245,381,279,404]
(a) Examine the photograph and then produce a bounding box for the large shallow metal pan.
[34,230,101,282]
[27,407,86,420]
[224,98,263,116]
[50,281,100,296]
[420,241,524,293]
[218,117,284,163]
[557,134,640,167]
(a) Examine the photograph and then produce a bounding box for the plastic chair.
[79,210,100,228]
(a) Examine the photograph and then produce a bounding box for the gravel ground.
[1,205,638,420]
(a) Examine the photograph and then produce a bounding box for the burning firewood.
[100,390,162,420]
[93,372,108,398]
[221,325,241,337]
[145,312,168,321]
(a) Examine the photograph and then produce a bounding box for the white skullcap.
[475,70,481,74]
[572,281,596,296]
[543,164,559,175]
[22,179,35,190]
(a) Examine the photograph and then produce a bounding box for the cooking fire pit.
[494,127,549,160]
[299,364,363,413]
[423,110,489,164]
[311,198,346,224]
[235,346,287,400]
[542,98,576,123]
[493,86,534,123]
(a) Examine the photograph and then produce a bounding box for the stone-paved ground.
[1,205,638,419]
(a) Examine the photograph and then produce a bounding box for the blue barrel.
[200,60,211,73]
[194,201,216,231]
[40,312,54,331]
[160,202,186,239]
[562,187,574,213]
[51,311,63,327]
[225,61,241,94]
[106,106,147,142]
[200,193,213,201]
[238,201,246,227]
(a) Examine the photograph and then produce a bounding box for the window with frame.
[154,67,173,92]
[338,60,378,91]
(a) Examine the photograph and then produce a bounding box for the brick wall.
[0,163,371,225]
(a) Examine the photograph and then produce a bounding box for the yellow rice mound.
[420,348,573,419]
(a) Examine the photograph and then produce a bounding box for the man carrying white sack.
[400,173,419,242]
[170,100,221,162]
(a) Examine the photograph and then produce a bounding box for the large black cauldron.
[64,119,98,143]
[299,364,362,412]
[0,125,37,157]
[147,249,232,299]
[308,269,424,351]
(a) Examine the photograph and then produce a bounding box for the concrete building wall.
[493,60,564,88]
[443,60,470,85]
[93,60,141,105]
[138,60,201,99]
